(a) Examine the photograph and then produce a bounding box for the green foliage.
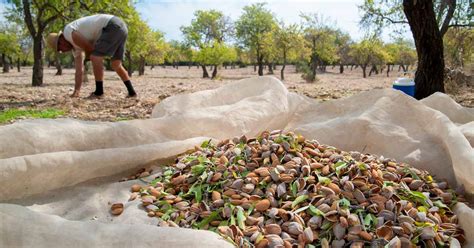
[194,41,237,66]
[350,37,389,67]
[181,9,233,68]
[273,22,305,64]
[0,108,65,123]
[235,3,277,64]
[165,40,188,65]
[181,10,231,47]
[334,30,353,65]
[384,38,417,66]
[359,0,472,36]
[299,13,339,81]
[444,28,474,68]
[0,27,20,57]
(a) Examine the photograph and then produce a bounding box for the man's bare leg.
[90,55,104,96]
[112,60,137,97]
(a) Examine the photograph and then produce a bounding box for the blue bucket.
[393,78,415,97]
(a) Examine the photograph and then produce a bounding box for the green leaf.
[196,211,219,229]
[247,204,255,216]
[237,208,246,230]
[338,198,351,209]
[294,205,310,214]
[188,184,203,203]
[317,175,331,185]
[191,164,206,176]
[292,195,309,208]
[321,221,333,230]
[182,155,197,164]
[335,161,348,176]
[357,162,368,171]
[363,213,378,230]
[200,139,212,148]
[199,171,208,181]
[433,200,448,209]
[163,169,173,177]
[383,181,395,188]
[308,205,325,216]
[403,168,420,180]
[291,181,298,196]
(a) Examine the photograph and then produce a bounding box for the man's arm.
[71,31,94,53]
[71,52,84,97]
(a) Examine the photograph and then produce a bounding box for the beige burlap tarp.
[0,77,473,247]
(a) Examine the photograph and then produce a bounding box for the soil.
[0,65,472,124]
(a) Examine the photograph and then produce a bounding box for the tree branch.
[22,0,37,37]
[439,0,456,37]
[436,0,448,23]
[448,23,473,28]
[372,11,408,24]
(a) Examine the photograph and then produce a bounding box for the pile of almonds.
[118,130,465,247]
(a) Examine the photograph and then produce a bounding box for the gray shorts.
[92,16,128,61]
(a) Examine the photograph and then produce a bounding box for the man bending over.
[47,14,137,98]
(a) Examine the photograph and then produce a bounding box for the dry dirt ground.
[0,65,472,124]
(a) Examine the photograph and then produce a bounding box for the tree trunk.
[17,58,20,72]
[281,63,286,80]
[339,64,344,74]
[253,64,257,72]
[211,65,218,79]
[369,65,375,77]
[32,37,43,86]
[267,62,274,74]
[201,65,209,78]
[138,57,145,76]
[126,51,133,77]
[8,56,13,69]
[2,54,9,73]
[386,64,391,77]
[257,56,264,76]
[362,65,367,78]
[350,65,354,70]
[55,53,62,75]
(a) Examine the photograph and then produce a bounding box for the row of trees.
[1,1,472,99]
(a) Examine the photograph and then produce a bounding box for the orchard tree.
[194,41,236,78]
[5,0,75,85]
[443,28,473,68]
[334,30,352,74]
[360,0,473,99]
[181,10,233,78]
[124,8,149,76]
[165,40,188,69]
[145,30,168,70]
[350,37,389,78]
[274,22,304,80]
[0,26,20,73]
[384,39,417,76]
[236,3,277,76]
[300,13,338,81]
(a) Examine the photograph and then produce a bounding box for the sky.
[0,0,411,42]
[134,0,411,42]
